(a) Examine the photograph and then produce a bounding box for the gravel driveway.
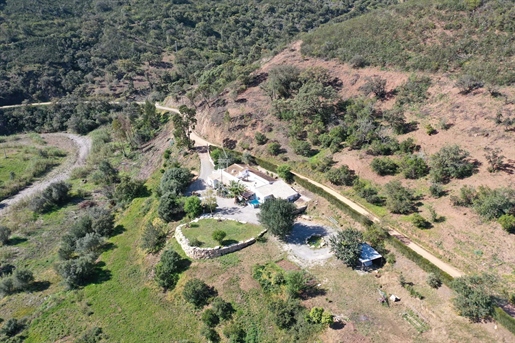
[281,221,336,267]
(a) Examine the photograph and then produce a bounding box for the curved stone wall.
[175,217,267,259]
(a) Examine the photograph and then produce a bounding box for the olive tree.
[329,229,363,268]
[258,198,297,240]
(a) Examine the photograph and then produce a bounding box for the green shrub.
[384,180,415,214]
[326,165,357,186]
[201,309,220,327]
[411,213,430,229]
[386,252,396,265]
[212,230,227,245]
[498,214,515,233]
[401,155,429,179]
[183,278,215,309]
[353,179,383,206]
[0,226,11,245]
[429,183,445,198]
[430,145,475,183]
[291,140,313,157]
[425,124,437,135]
[200,325,220,343]
[255,132,268,145]
[455,74,483,94]
[370,157,399,176]
[157,192,184,222]
[276,164,293,183]
[396,75,431,106]
[154,248,185,290]
[211,297,234,321]
[398,138,419,154]
[473,186,515,220]
[267,142,281,156]
[140,222,166,253]
[427,273,442,289]
[285,271,310,298]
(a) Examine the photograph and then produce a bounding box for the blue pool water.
[249,199,260,206]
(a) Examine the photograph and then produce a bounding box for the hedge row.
[254,156,277,173]
[292,174,374,227]
[494,307,515,336]
[387,236,453,287]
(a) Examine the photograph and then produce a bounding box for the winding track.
[0,133,91,216]
[0,102,464,278]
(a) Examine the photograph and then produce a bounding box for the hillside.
[2,0,515,342]
[301,0,515,85]
[180,37,515,292]
[0,0,395,106]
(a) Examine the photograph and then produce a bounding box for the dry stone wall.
[175,217,267,259]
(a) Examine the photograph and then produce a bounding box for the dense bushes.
[29,181,71,213]
[154,248,187,291]
[301,0,515,85]
[370,157,398,176]
[326,165,357,186]
[384,180,415,214]
[0,226,11,245]
[451,185,515,223]
[55,207,114,288]
[429,145,475,183]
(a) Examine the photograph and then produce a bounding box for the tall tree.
[258,198,297,240]
[329,229,363,267]
[172,105,197,149]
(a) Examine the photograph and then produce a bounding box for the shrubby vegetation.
[451,185,515,224]
[55,207,115,288]
[451,274,496,322]
[154,248,187,291]
[326,165,357,186]
[29,181,71,213]
[383,180,415,214]
[429,145,475,183]
[0,0,375,107]
[302,0,515,85]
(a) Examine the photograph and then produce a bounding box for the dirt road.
[0,101,464,277]
[292,173,463,277]
[0,133,91,216]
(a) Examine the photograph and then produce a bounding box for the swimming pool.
[249,199,260,207]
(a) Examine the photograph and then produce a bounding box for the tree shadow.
[111,225,126,237]
[330,321,345,330]
[222,239,239,246]
[404,121,419,133]
[177,258,192,273]
[89,262,112,285]
[30,280,51,292]
[7,237,27,246]
[100,242,117,253]
[300,286,327,300]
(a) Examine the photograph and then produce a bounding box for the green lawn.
[182,219,264,247]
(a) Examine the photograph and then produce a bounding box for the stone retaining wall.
[175,217,267,259]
